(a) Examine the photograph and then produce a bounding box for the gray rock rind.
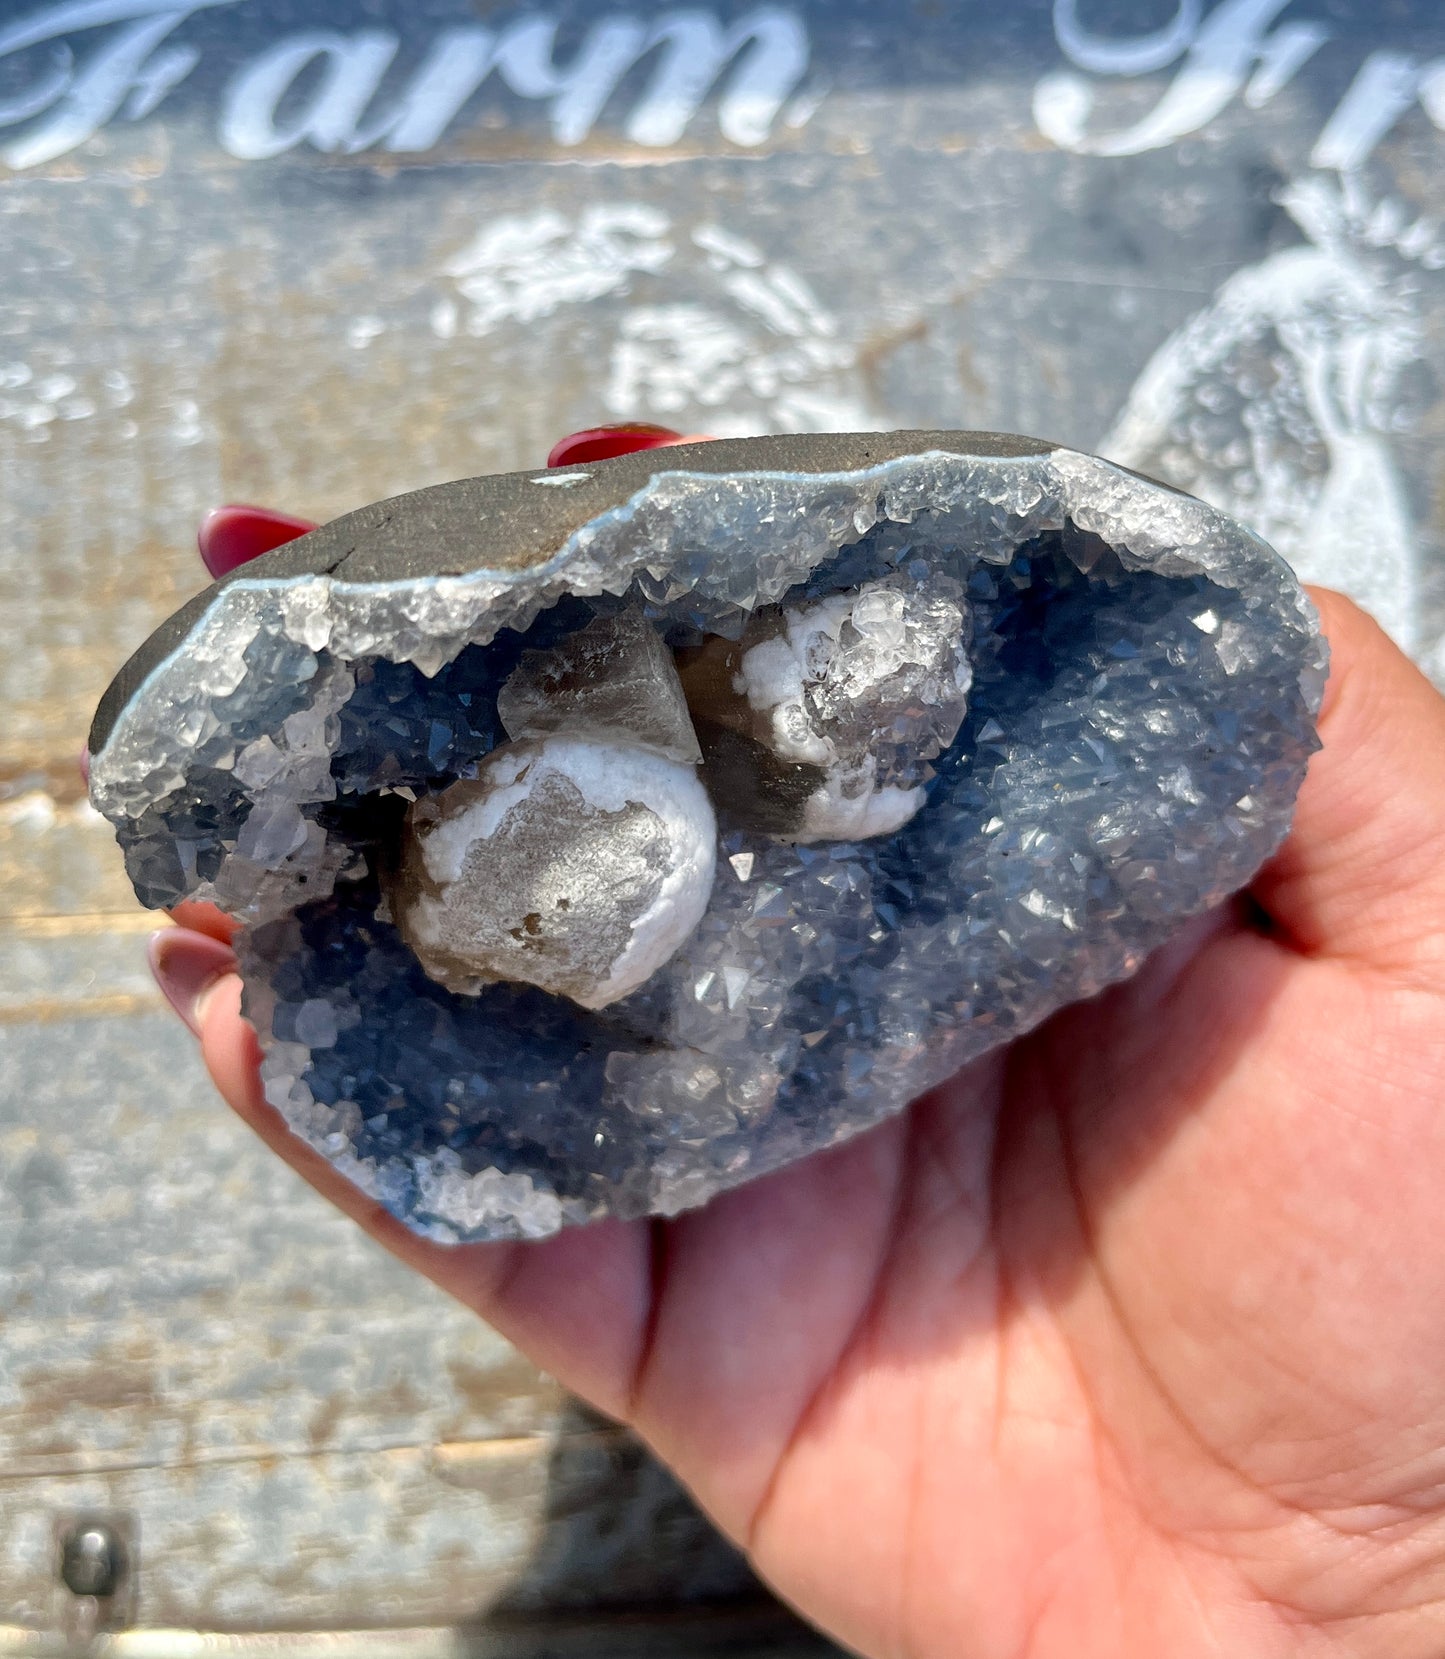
[90,432,1054,755]
[88,434,1325,1241]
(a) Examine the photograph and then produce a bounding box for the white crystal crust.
[728,571,973,840]
[91,444,1327,1243]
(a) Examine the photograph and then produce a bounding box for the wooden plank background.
[3,0,1444,1643]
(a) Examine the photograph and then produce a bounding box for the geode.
[89,433,1326,1241]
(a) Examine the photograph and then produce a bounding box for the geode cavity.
[89,433,1326,1240]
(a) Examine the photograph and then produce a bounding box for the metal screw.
[59,1523,123,1598]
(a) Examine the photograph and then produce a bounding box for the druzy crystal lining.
[89,447,1325,1240]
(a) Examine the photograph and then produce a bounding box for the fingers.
[191,967,497,1270]
[194,970,490,1280]
[159,948,652,1413]
[1250,589,1445,974]
[151,931,462,1269]
[148,925,238,1034]
[189,959,462,1233]
[166,900,240,947]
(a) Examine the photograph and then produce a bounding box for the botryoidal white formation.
[89,446,1327,1242]
[392,581,967,1006]
[393,736,717,1010]
[680,567,973,841]
[390,606,716,1009]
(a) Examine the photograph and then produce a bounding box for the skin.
[160,589,1445,1658]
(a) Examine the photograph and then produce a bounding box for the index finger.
[1249,587,1445,976]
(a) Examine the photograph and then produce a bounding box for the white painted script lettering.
[1035,0,1444,170]
[488,16,652,149]
[1035,0,1323,157]
[621,9,811,147]
[219,28,398,159]
[1309,51,1422,171]
[0,0,812,168]
[0,0,234,168]
[378,27,495,153]
[1052,0,1203,77]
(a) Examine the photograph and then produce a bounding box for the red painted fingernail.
[546,424,684,469]
[148,927,238,1037]
[199,505,318,579]
[78,746,90,789]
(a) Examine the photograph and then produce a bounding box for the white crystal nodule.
[680,567,973,841]
[392,735,717,1010]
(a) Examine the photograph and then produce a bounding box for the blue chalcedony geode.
[88,434,1326,1240]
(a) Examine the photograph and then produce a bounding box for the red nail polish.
[545,424,684,469]
[199,505,319,579]
[148,928,238,1037]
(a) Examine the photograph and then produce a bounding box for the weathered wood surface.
[0,997,793,1630]
[3,0,1444,1643]
[0,1607,838,1659]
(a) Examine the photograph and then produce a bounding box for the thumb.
[1250,587,1445,975]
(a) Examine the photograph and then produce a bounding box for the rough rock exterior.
[89,433,1325,1241]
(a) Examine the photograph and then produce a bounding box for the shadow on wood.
[470,1400,848,1654]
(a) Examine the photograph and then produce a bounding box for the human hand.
[148,583,1445,1659]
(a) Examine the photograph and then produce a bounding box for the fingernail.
[199,504,318,579]
[545,424,683,469]
[148,928,237,1037]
